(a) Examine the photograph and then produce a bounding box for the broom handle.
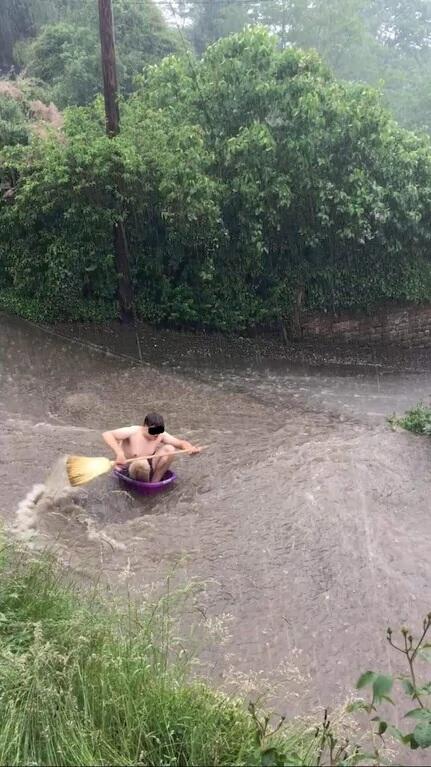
[119,446,208,465]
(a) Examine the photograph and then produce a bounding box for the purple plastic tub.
[113,468,177,496]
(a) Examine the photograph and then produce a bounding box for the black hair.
[144,412,165,429]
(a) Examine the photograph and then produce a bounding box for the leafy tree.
[370,0,431,50]
[187,0,250,54]
[113,0,181,91]
[4,0,431,130]
[0,0,76,71]
[2,0,180,106]
[0,95,30,148]
[2,29,431,329]
[173,0,431,132]
[19,23,101,107]
[0,0,34,71]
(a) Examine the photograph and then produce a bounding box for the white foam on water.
[11,456,80,543]
[9,456,71,535]
[12,483,46,541]
[11,455,126,552]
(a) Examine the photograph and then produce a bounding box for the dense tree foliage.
[17,22,101,107]
[170,0,431,132]
[1,0,180,106]
[1,29,431,329]
[0,95,30,148]
[2,0,431,129]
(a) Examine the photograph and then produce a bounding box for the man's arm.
[102,426,136,462]
[162,432,201,453]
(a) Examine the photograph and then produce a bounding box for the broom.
[66,446,207,487]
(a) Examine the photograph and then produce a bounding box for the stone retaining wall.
[301,304,431,346]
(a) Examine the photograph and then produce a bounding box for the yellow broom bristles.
[66,455,114,487]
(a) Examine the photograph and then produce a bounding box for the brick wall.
[300,303,431,346]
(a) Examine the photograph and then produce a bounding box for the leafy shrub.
[390,403,431,436]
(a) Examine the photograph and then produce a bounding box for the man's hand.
[182,442,201,455]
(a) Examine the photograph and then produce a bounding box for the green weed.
[389,403,431,436]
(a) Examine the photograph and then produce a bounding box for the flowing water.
[1,311,431,719]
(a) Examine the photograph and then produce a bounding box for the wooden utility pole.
[98,0,133,320]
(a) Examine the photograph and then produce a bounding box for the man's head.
[143,412,165,439]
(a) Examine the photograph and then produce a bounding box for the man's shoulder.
[114,424,140,435]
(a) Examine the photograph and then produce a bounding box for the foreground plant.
[353,614,431,753]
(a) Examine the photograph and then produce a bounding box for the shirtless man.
[102,412,200,483]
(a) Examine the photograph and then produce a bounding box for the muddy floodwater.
[1,311,431,716]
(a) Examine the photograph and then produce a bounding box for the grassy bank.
[0,544,315,766]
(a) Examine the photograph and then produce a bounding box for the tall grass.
[0,544,314,766]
